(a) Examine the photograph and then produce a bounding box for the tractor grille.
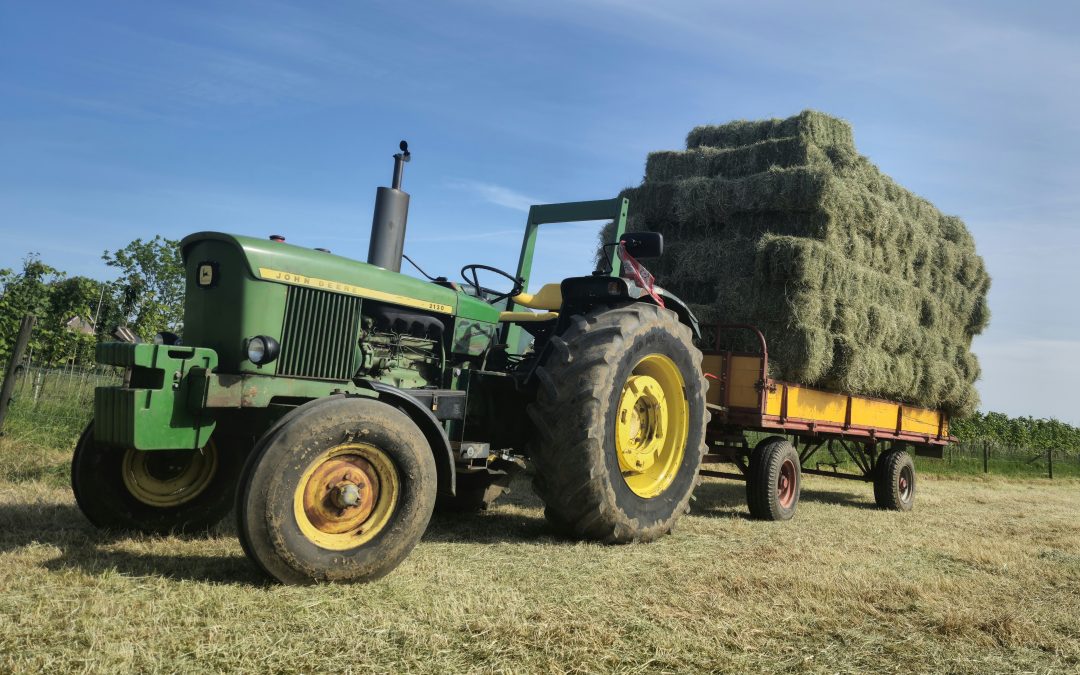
[278,286,361,381]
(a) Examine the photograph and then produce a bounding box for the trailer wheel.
[71,422,245,534]
[236,396,436,584]
[527,303,707,543]
[746,436,801,521]
[874,449,915,511]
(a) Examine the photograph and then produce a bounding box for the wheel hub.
[777,458,797,509]
[898,466,913,500]
[122,443,218,508]
[614,353,690,499]
[301,456,379,535]
[293,443,400,551]
[617,374,667,472]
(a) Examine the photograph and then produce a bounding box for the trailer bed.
[700,325,950,451]
[703,354,949,446]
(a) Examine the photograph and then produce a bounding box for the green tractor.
[73,142,709,583]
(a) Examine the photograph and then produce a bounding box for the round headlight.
[247,336,280,365]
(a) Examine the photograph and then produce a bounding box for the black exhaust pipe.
[367,140,411,272]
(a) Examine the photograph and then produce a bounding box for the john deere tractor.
[74,143,708,583]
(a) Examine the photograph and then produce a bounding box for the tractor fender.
[645,288,701,341]
[365,381,457,497]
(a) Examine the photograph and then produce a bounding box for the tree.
[39,276,106,365]
[0,255,62,362]
[101,236,184,340]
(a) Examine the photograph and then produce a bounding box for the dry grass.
[1,436,1078,673]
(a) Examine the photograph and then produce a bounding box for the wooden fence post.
[0,315,37,435]
[1048,448,1053,480]
[983,440,989,474]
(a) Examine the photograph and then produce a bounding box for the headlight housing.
[246,336,280,366]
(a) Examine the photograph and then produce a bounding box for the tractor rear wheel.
[528,303,707,543]
[236,396,437,584]
[71,422,245,534]
[874,449,916,511]
[746,436,801,521]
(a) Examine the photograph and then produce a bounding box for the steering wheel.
[460,264,524,304]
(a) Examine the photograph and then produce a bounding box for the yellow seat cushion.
[511,283,562,310]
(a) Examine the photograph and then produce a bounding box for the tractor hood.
[180,232,498,322]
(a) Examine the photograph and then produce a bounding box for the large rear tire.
[71,422,245,535]
[236,396,437,584]
[528,303,707,543]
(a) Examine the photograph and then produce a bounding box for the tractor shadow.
[691,477,877,518]
[423,474,566,545]
[1,475,878,582]
[0,484,567,583]
[0,501,268,585]
[798,486,877,510]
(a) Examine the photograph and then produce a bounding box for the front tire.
[528,303,707,543]
[71,422,244,534]
[237,396,437,584]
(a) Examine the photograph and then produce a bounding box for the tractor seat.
[510,283,562,310]
[498,311,558,322]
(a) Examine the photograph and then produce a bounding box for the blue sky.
[1,1,1078,423]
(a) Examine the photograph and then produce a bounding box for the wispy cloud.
[448,179,541,212]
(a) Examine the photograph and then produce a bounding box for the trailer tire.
[71,422,246,535]
[236,396,436,584]
[527,303,707,543]
[874,449,915,511]
[746,436,801,521]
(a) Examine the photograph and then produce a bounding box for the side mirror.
[619,232,664,259]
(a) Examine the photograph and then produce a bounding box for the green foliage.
[0,255,65,362]
[0,236,184,367]
[951,411,1080,451]
[102,235,184,338]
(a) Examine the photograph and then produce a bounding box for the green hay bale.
[645,137,859,182]
[599,111,989,415]
[687,110,855,150]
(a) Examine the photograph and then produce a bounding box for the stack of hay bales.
[600,111,989,416]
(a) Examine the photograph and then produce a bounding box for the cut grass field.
[1,435,1078,673]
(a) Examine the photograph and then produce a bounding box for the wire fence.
[927,440,1080,479]
[1,362,122,446]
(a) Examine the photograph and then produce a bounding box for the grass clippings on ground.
[0,434,1077,673]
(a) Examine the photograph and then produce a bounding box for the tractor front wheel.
[528,303,707,543]
[236,396,437,584]
[71,422,245,534]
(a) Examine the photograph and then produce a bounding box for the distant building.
[64,316,95,335]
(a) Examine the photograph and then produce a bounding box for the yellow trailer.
[697,324,951,521]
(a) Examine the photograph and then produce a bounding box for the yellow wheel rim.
[122,441,218,508]
[292,443,400,551]
[615,353,689,498]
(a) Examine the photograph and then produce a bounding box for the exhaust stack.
[366,140,411,272]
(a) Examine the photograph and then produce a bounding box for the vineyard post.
[0,315,37,435]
